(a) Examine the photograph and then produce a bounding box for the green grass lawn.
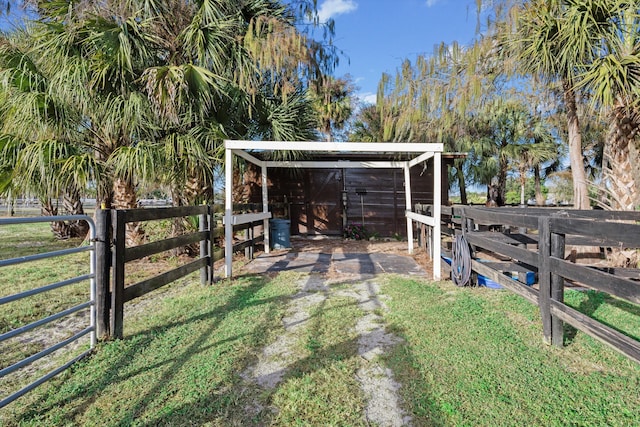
[382,277,640,426]
[2,272,639,426]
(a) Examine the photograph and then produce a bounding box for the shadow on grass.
[11,272,442,426]
[11,275,290,425]
[564,290,640,344]
[380,325,448,426]
[139,275,441,426]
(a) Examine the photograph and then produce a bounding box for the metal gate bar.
[0,215,96,409]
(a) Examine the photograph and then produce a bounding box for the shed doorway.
[224,140,444,281]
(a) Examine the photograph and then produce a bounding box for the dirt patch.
[240,260,413,425]
[269,236,434,279]
[291,236,409,254]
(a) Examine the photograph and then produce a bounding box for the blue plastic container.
[441,256,533,289]
[270,219,291,249]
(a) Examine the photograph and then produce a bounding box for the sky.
[317,0,483,104]
[0,0,483,105]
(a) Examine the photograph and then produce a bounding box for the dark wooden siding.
[244,158,451,237]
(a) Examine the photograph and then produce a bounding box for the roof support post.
[262,164,270,254]
[404,162,414,254]
[224,147,233,278]
[433,152,442,281]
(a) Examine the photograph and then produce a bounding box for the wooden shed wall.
[243,158,449,237]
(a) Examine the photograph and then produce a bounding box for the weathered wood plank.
[123,258,207,302]
[481,262,537,274]
[212,248,224,262]
[465,233,539,266]
[462,207,540,228]
[233,235,265,252]
[111,211,126,340]
[538,217,552,344]
[200,212,209,285]
[549,218,640,248]
[564,235,613,247]
[471,231,538,246]
[230,221,265,234]
[550,232,565,347]
[125,231,207,262]
[549,300,640,364]
[494,207,640,222]
[471,260,539,305]
[550,258,640,304]
[589,266,640,280]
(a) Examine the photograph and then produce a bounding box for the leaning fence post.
[111,210,125,340]
[538,217,552,345]
[200,207,208,285]
[95,208,111,340]
[550,230,566,347]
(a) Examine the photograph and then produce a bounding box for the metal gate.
[0,215,96,409]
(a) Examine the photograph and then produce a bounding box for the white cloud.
[317,0,358,22]
[357,92,377,105]
[425,0,440,7]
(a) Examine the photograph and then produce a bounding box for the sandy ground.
[237,235,431,425]
[274,235,434,276]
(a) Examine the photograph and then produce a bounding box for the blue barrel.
[270,219,291,249]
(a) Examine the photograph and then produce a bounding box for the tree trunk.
[94,142,113,209]
[42,190,88,240]
[113,177,145,246]
[486,183,498,207]
[183,174,213,205]
[40,198,70,239]
[497,155,508,206]
[601,102,640,210]
[170,188,188,256]
[63,186,89,238]
[534,165,545,206]
[456,166,467,205]
[563,81,590,209]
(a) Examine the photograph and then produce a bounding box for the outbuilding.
[224,140,446,280]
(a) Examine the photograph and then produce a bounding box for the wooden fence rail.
[417,204,640,364]
[95,204,268,340]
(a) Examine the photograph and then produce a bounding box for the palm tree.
[348,104,385,142]
[505,131,557,206]
[311,76,354,141]
[504,0,591,209]
[0,31,92,237]
[4,0,337,197]
[567,1,640,210]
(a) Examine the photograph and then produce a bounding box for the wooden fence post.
[461,208,475,254]
[200,208,208,285]
[538,217,552,345]
[244,225,250,260]
[95,208,111,340]
[111,210,126,340]
[550,230,566,347]
[208,207,214,284]
[249,223,254,260]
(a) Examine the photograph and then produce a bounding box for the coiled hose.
[451,234,472,287]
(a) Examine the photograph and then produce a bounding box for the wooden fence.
[416,205,640,364]
[95,204,268,340]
